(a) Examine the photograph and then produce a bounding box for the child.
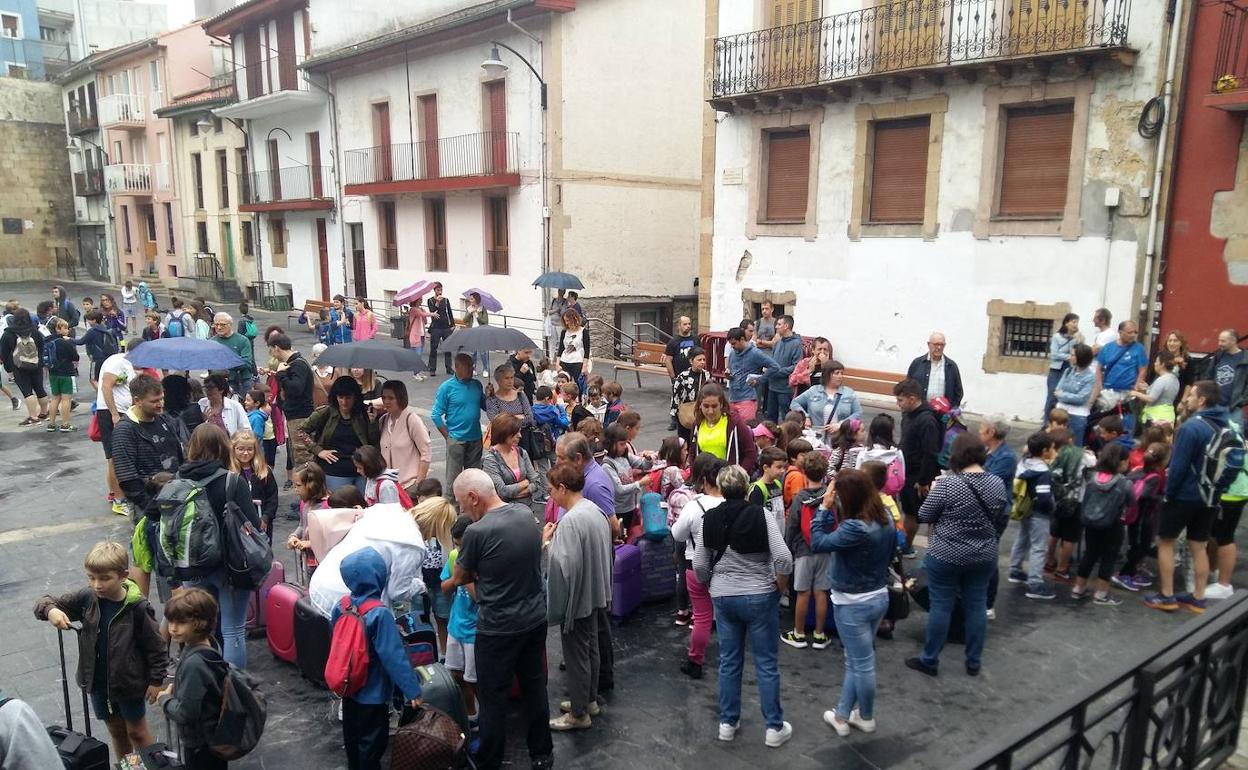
[782,451,832,650]
[1048,408,1070,433]
[613,410,654,472]
[120,281,139,334]
[751,421,777,452]
[137,281,156,311]
[46,318,79,432]
[34,542,166,759]
[412,496,457,655]
[328,484,367,508]
[602,381,627,429]
[586,384,607,422]
[77,309,117,388]
[1129,425,1166,471]
[1010,432,1059,600]
[748,446,789,530]
[1093,415,1134,454]
[162,588,227,770]
[577,416,606,459]
[537,358,560,389]
[244,389,277,468]
[440,515,479,726]
[414,477,443,503]
[1114,442,1167,591]
[781,438,814,511]
[1045,427,1088,582]
[561,382,592,428]
[289,463,330,577]
[141,312,162,342]
[80,296,95,328]
[232,430,278,542]
[856,413,905,478]
[602,424,645,534]
[1072,444,1134,605]
[826,418,865,481]
[354,445,405,506]
[332,547,423,768]
[533,385,572,441]
[653,436,687,498]
[862,460,905,534]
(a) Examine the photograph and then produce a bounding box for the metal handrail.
[585,316,640,361]
[632,322,673,343]
[1214,1,1248,93]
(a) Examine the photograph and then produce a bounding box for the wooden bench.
[288,299,332,331]
[613,341,669,387]
[841,367,906,398]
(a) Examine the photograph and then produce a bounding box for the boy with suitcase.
[33,541,166,760]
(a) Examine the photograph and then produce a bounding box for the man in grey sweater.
[0,694,62,769]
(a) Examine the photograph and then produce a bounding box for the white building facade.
[60,62,113,280]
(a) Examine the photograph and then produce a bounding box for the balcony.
[215,56,321,120]
[240,165,335,213]
[343,131,521,196]
[104,164,152,195]
[709,0,1133,109]
[66,107,97,135]
[73,170,104,197]
[1209,1,1248,110]
[98,93,146,128]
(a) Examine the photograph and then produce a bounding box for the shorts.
[1158,499,1217,543]
[89,690,147,722]
[422,568,451,620]
[792,553,832,592]
[11,368,45,400]
[1213,499,1247,547]
[444,635,477,683]
[97,408,115,459]
[49,374,74,396]
[1049,514,1083,544]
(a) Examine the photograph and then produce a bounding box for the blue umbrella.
[532,271,584,290]
[126,337,245,371]
[463,288,503,313]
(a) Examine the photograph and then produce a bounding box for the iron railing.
[343,131,519,186]
[73,170,104,196]
[711,0,1132,98]
[244,165,331,204]
[195,253,224,281]
[235,55,309,102]
[209,71,235,92]
[1214,1,1248,93]
[104,163,151,193]
[967,592,1248,769]
[66,107,97,134]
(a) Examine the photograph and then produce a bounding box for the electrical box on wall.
[1103,187,1121,208]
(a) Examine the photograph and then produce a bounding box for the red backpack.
[370,478,414,509]
[800,496,840,546]
[325,595,384,698]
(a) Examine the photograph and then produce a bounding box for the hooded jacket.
[331,547,423,704]
[900,403,942,487]
[173,460,262,577]
[1167,406,1230,502]
[532,402,571,440]
[364,468,404,505]
[784,485,826,559]
[164,645,225,749]
[1016,457,1056,518]
[690,413,759,474]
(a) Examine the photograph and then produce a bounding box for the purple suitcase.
[611,544,642,621]
[246,559,285,637]
[637,536,676,602]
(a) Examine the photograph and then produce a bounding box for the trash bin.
[390,314,407,342]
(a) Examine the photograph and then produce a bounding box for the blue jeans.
[766,389,793,423]
[1069,414,1088,447]
[473,351,491,374]
[712,591,783,730]
[1044,367,1066,424]
[921,555,994,670]
[326,474,364,493]
[184,569,250,668]
[833,593,888,719]
[1009,515,1050,587]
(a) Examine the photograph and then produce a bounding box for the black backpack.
[220,474,273,590]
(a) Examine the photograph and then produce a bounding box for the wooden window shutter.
[867,117,930,224]
[997,103,1074,218]
[763,129,811,223]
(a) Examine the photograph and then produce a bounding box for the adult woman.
[692,465,793,748]
[906,433,1009,678]
[463,291,491,376]
[350,367,382,404]
[328,295,352,345]
[177,423,263,667]
[0,308,49,425]
[1159,330,1194,404]
[353,298,377,341]
[481,413,541,503]
[670,347,710,441]
[1054,344,1096,446]
[809,469,898,735]
[301,375,378,492]
[558,310,590,385]
[670,454,727,679]
[485,363,534,426]
[377,380,432,498]
[198,373,248,437]
[406,302,433,380]
[790,360,863,434]
[543,462,615,732]
[690,383,758,474]
[1132,353,1181,424]
[1044,313,1082,423]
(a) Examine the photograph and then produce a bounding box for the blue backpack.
[166,311,189,338]
[640,492,668,540]
[41,338,57,369]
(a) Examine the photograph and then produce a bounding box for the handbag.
[391,705,464,770]
[677,401,698,430]
[87,411,101,442]
[886,558,910,621]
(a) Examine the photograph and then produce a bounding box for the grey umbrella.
[440,326,540,353]
[312,339,428,372]
[532,271,585,290]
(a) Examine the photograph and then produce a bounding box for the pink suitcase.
[246,559,285,637]
[267,555,306,664]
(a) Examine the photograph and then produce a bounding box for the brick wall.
[580,294,699,361]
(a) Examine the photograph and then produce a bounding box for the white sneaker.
[414,374,426,382]
[779,594,791,608]
[718,722,739,742]
[1205,582,1235,600]
[847,710,876,733]
[765,721,793,748]
[822,710,851,736]
[986,608,996,620]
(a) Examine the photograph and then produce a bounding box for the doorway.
[316,218,330,301]
[140,204,157,274]
[221,221,235,276]
[349,222,366,297]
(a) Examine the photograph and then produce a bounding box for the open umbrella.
[313,339,428,372]
[126,337,245,371]
[441,326,539,354]
[392,279,437,306]
[462,288,503,313]
[532,271,584,290]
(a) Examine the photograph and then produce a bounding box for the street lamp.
[481,41,547,109]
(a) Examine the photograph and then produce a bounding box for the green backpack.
[1010,477,1034,521]
[155,469,225,578]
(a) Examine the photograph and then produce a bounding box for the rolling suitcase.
[637,536,676,602]
[610,544,642,621]
[294,594,332,687]
[399,613,438,668]
[245,559,285,637]
[413,663,470,735]
[266,555,306,664]
[47,628,110,770]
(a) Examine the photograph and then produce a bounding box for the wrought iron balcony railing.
[244,165,331,204]
[711,0,1132,98]
[73,169,104,196]
[66,107,97,134]
[343,131,519,186]
[1213,0,1248,94]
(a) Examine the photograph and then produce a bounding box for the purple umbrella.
[463,288,502,312]
[393,279,436,306]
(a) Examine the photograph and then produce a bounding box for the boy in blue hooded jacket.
[331,547,423,769]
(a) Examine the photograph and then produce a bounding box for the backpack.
[640,492,668,540]
[799,501,819,547]
[1124,472,1160,525]
[41,338,57,369]
[871,452,905,496]
[370,478,414,509]
[220,474,273,590]
[1081,476,1128,530]
[94,327,120,359]
[1197,417,1247,507]
[166,311,188,338]
[241,317,258,339]
[665,484,699,528]
[1050,447,1086,520]
[206,658,267,760]
[421,537,445,571]
[14,334,39,371]
[1010,477,1034,521]
[155,469,226,577]
[324,595,385,698]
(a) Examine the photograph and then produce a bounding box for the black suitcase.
[47,628,110,770]
[294,594,331,687]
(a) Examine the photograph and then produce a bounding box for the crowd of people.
[3,282,1247,770]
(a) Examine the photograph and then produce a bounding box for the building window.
[485,197,509,275]
[1001,317,1052,358]
[983,299,1071,375]
[761,129,810,223]
[191,153,204,210]
[216,150,229,209]
[169,264,177,278]
[379,202,398,269]
[163,202,174,253]
[866,117,930,224]
[120,205,132,252]
[6,64,27,79]
[269,218,287,268]
[213,117,223,133]
[241,220,254,256]
[996,103,1075,219]
[425,198,447,271]
[1,14,21,39]
[39,26,55,41]
[189,120,198,137]
[237,149,250,204]
[196,221,209,253]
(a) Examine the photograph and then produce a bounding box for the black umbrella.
[312,339,428,372]
[532,271,584,290]
[441,326,540,354]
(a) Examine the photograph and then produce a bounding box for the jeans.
[474,624,553,770]
[833,593,889,719]
[184,570,249,668]
[686,568,713,665]
[1044,367,1066,424]
[766,389,793,423]
[341,700,389,770]
[325,474,363,493]
[473,351,492,374]
[560,608,603,716]
[712,591,783,730]
[1009,515,1051,588]
[427,326,453,373]
[921,555,994,670]
[445,437,484,494]
[1069,414,1088,447]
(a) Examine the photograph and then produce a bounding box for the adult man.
[1202,329,1248,430]
[509,347,538,402]
[1093,321,1148,429]
[426,282,455,376]
[738,318,756,343]
[111,373,183,518]
[0,692,63,768]
[725,326,776,423]
[450,469,553,770]
[211,313,254,397]
[893,378,942,555]
[980,417,1017,618]
[432,353,486,491]
[755,300,777,349]
[96,337,141,516]
[765,314,803,421]
[269,332,314,478]
[906,332,964,407]
[662,316,697,379]
[1090,308,1116,354]
[1145,380,1227,613]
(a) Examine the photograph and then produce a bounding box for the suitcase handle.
[56,627,91,738]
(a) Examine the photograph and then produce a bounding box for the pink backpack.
[666,485,699,528]
[882,455,905,496]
